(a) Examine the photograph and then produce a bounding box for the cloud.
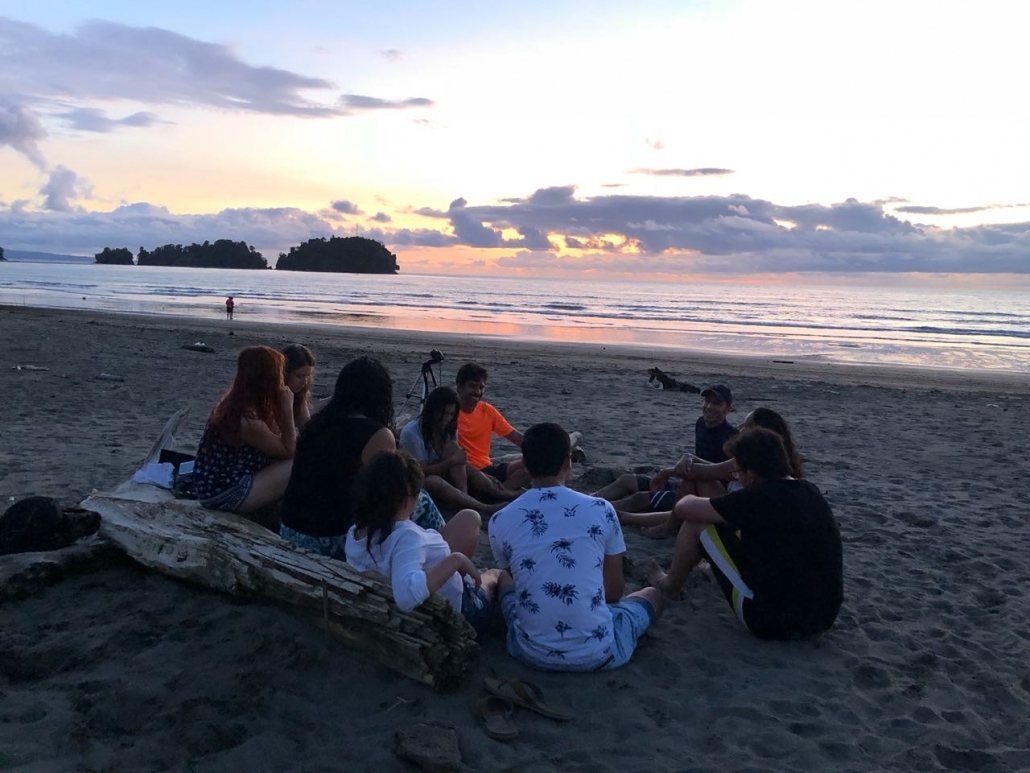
[379,49,402,62]
[629,167,734,177]
[39,166,91,211]
[371,211,392,223]
[0,18,432,120]
[895,203,1030,216]
[0,101,47,167]
[56,107,162,132]
[330,199,362,215]
[645,137,665,150]
[340,94,434,111]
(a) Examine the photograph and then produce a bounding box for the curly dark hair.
[353,450,424,555]
[420,386,459,456]
[455,361,488,386]
[742,407,804,478]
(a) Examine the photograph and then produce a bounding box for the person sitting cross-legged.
[648,427,843,640]
[489,422,666,671]
[398,386,508,515]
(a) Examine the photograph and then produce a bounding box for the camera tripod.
[400,348,444,417]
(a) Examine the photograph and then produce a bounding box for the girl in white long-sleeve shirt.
[345,450,500,636]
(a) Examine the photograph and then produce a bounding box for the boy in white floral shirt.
[489,423,666,670]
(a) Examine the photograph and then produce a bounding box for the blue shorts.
[635,475,678,511]
[413,489,445,531]
[460,582,493,638]
[499,585,656,671]
[279,523,347,561]
[199,474,254,513]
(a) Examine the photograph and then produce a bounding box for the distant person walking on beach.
[225,296,234,320]
[648,427,843,640]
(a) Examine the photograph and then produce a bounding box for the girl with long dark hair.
[281,343,316,430]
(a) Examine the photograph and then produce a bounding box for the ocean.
[1,261,1027,374]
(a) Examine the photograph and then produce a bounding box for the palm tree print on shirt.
[543,582,578,605]
[518,589,540,614]
[522,509,548,536]
[587,524,604,542]
[555,620,572,638]
[590,587,604,610]
[519,557,537,574]
[550,538,576,569]
[538,490,558,501]
[501,540,513,565]
[563,504,580,518]
[590,624,609,641]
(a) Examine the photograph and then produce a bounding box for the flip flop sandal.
[474,695,519,741]
[484,678,574,722]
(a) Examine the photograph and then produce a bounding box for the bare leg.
[424,475,503,515]
[468,465,519,502]
[442,441,469,494]
[646,519,708,599]
[478,568,503,602]
[502,458,531,490]
[440,508,482,557]
[623,587,668,618]
[592,473,642,502]
[611,490,652,514]
[239,459,292,513]
[618,510,671,528]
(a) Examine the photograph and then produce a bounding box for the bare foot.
[640,523,676,540]
[646,559,682,601]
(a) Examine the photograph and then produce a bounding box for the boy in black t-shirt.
[593,384,738,516]
[648,428,843,640]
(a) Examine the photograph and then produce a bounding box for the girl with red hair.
[194,346,296,515]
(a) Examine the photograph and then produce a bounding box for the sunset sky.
[1,0,1028,280]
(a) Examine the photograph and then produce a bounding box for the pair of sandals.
[474,678,574,741]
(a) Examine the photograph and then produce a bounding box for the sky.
[1,0,1028,281]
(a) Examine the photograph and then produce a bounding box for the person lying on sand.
[279,357,445,559]
[346,450,500,638]
[648,427,843,640]
[593,384,738,519]
[624,407,805,537]
[489,423,666,670]
[193,346,295,515]
[455,362,531,491]
[398,386,513,515]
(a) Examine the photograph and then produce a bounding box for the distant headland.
[86,236,399,273]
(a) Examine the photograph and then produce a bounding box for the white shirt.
[489,485,626,669]
[345,519,462,613]
[398,418,440,464]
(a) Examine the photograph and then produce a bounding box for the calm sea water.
[2,261,1028,374]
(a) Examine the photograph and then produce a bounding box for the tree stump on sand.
[0,537,125,604]
[81,485,478,691]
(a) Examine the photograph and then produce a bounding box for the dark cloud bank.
[2,187,1027,275]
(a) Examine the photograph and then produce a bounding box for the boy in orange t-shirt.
[455,362,530,490]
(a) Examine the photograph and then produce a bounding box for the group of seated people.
[192,344,844,671]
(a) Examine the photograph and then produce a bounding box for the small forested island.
[95,247,133,265]
[276,236,399,274]
[139,241,268,269]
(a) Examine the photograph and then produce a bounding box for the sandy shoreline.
[1,304,1029,772]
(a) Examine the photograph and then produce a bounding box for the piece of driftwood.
[81,484,478,691]
[647,367,700,393]
[0,536,125,604]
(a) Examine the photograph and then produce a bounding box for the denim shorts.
[279,523,347,561]
[461,582,493,638]
[199,474,254,513]
[499,585,656,671]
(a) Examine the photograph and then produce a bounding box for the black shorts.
[699,524,829,641]
[482,462,509,482]
[635,475,678,511]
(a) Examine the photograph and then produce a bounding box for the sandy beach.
[1,303,1028,772]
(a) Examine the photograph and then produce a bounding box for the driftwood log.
[0,536,125,604]
[81,484,478,691]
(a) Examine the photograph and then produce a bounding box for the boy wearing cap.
[593,384,738,515]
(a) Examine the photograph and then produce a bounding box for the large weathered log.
[81,484,478,691]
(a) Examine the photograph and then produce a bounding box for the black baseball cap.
[701,384,733,405]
